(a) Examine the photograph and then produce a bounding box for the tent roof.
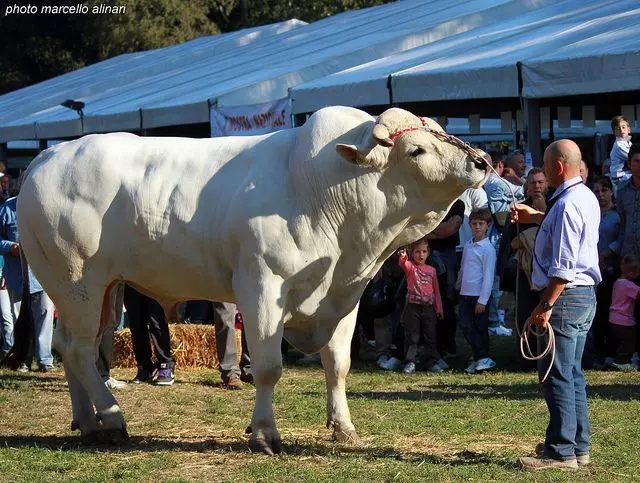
[0,19,306,141]
[291,0,640,113]
[521,9,640,98]
[3,0,639,141]
[0,0,543,140]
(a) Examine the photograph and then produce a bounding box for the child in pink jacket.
[398,238,445,374]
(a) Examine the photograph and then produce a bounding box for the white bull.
[17,106,487,453]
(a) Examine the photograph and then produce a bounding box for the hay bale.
[113,323,242,369]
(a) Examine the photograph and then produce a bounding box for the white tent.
[1,0,537,141]
[0,20,306,141]
[521,12,640,98]
[291,0,640,114]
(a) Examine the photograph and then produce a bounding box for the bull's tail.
[0,247,33,369]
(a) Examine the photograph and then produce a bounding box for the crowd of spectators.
[361,117,640,374]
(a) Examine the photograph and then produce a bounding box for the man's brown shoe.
[535,442,590,466]
[224,375,243,390]
[519,456,579,471]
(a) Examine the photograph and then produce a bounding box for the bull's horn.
[372,124,393,147]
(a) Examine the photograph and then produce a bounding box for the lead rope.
[402,121,555,382]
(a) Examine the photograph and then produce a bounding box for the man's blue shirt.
[0,197,44,294]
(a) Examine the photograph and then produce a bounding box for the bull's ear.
[336,143,386,170]
[336,144,361,163]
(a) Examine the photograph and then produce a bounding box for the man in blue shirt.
[0,196,55,372]
[513,139,600,471]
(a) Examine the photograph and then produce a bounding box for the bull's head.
[336,107,488,191]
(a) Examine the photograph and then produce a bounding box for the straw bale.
[113,323,242,369]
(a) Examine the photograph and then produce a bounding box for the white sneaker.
[402,362,416,374]
[631,352,640,369]
[380,356,402,371]
[464,361,477,374]
[105,377,127,390]
[428,363,444,373]
[435,358,449,370]
[489,325,512,336]
[610,362,636,372]
[475,357,497,372]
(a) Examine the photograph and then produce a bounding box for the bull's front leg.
[320,304,362,445]
[235,272,285,455]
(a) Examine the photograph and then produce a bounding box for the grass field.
[1,334,639,482]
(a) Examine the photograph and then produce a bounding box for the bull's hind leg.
[56,284,127,442]
[54,323,100,434]
[234,273,284,455]
[320,304,361,445]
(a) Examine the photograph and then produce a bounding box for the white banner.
[210,98,291,137]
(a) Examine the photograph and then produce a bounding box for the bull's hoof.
[70,420,80,431]
[245,425,253,434]
[81,427,130,445]
[249,434,283,455]
[332,428,362,446]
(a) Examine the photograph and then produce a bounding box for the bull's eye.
[410,147,426,157]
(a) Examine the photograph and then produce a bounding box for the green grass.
[1,335,639,482]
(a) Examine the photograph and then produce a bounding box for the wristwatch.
[540,300,553,311]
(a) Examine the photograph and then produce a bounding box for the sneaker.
[376,355,390,369]
[224,375,243,390]
[131,367,154,384]
[631,352,640,369]
[604,356,615,368]
[535,442,590,466]
[519,456,579,471]
[154,363,175,386]
[38,364,57,373]
[380,356,402,371]
[428,363,444,373]
[296,353,321,364]
[489,325,512,336]
[240,372,254,384]
[105,377,127,390]
[435,358,449,371]
[475,357,497,372]
[610,362,636,372]
[402,362,416,374]
[16,363,30,373]
[464,360,477,374]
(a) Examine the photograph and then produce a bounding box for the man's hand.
[9,243,19,257]
[437,312,444,320]
[511,203,543,225]
[528,303,552,328]
[474,303,486,315]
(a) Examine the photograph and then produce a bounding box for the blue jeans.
[539,286,596,461]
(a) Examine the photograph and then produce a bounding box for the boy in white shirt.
[456,208,497,373]
[609,115,632,188]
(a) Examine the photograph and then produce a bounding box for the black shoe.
[38,364,57,373]
[240,372,254,384]
[131,367,154,384]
